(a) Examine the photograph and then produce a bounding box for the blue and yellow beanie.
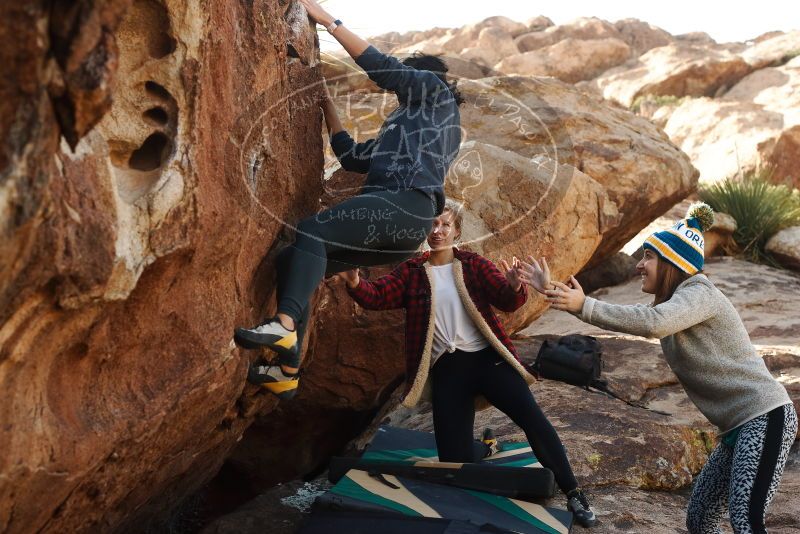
[643,203,715,274]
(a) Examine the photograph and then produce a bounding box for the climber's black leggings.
[431,346,579,494]
[275,188,436,367]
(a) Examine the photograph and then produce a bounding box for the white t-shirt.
[430,263,489,363]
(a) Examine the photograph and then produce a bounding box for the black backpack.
[532,334,669,415]
[532,335,602,388]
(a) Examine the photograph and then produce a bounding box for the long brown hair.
[653,256,695,305]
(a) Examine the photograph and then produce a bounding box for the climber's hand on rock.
[299,0,334,27]
[545,277,585,313]
[338,269,360,289]
[320,80,333,105]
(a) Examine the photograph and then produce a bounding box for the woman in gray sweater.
[522,203,796,534]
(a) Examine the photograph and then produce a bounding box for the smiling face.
[636,248,660,294]
[427,209,460,251]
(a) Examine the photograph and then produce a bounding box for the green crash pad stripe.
[363,442,539,466]
[496,458,543,468]
[331,474,421,517]
[362,448,438,461]
[465,489,565,534]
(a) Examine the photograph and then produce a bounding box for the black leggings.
[431,347,579,494]
[276,188,436,367]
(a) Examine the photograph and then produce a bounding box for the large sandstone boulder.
[724,56,800,126]
[476,16,529,38]
[592,43,754,107]
[766,227,800,271]
[659,57,800,184]
[526,15,555,32]
[704,212,738,256]
[453,77,697,265]
[663,98,783,184]
[761,125,800,188]
[0,0,325,532]
[613,18,673,56]
[459,27,521,69]
[515,17,623,53]
[442,141,618,331]
[495,38,632,83]
[741,30,800,68]
[391,16,524,59]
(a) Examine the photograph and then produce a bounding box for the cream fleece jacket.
[581,274,791,435]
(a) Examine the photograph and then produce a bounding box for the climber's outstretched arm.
[320,82,344,136]
[299,0,369,59]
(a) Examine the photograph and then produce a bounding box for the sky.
[318,0,797,50]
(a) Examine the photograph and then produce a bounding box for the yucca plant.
[699,168,800,264]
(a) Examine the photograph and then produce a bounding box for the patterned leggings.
[686,403,798,534]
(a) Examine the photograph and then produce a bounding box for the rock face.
[626,37,800,184]
[663,98,783,184]
[762,125,800,188]
[704,212,738,256]
[723,57,800,125]
[454,77,697,266]
[613,18,673,56]
[659,56,800,184]
[576,252,639,294]
[442,140,617,331]
[767,227,800,270]
[0,0,324,532]
[495,38,632,83]
[592,43,754,107]
[515,17,624,53]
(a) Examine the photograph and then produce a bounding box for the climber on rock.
[233,0,464,400]
[338,200,597,528]
[525,203,797,534]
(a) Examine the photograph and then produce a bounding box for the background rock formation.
[323,18,799,185]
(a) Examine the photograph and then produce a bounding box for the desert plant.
[699,168,800,264]
[630,94,686,114]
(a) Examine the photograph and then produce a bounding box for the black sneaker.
[234,317,298,360]
[247,361,300,400]
[481,428,502,458]
[567,488,596,528]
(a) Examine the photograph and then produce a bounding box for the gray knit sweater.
[581,274,791,435]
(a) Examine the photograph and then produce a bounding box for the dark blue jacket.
[330,46,462,215]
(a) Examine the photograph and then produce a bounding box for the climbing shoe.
[567,488,597,528]
[247,362,300,400]
[481,427,502,458]
[234,317,298,359]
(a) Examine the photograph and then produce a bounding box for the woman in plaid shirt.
[341,199,596,527]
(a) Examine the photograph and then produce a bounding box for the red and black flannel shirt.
[346,248,527,395]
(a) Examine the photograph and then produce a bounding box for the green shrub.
[630,94,686,114]
[699,169,800,264]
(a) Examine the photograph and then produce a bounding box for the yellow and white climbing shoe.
[481,427,502,458]
[234,317,298,359]
[247,362,300,400]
